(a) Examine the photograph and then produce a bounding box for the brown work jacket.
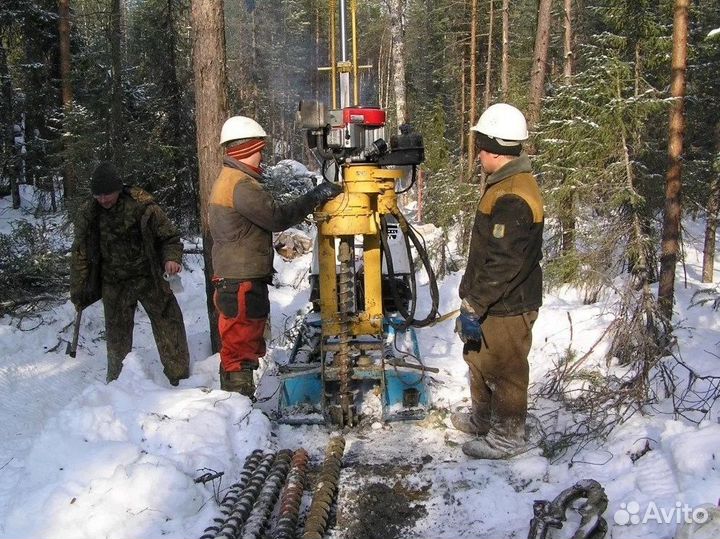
[459,154,544,318]
[208,158,317,280]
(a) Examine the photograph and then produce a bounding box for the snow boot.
[462,421,526,460]
[450,404,491,435]
[221,368,255,398]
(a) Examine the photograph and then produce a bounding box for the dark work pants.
[462,311,538,429]
[102,277,190,383]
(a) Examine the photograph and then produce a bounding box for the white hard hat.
[220,116,267,145]
[471,103,528,144]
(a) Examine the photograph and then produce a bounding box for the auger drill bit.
[199,450,265,539]
[301,437,346,539]
[210,452,277,539]
[334,238,355,427]
[240,450,293,539]
[271,448,310,539]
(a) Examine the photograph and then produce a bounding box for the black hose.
[392,210,439,328]
[380,212,439,329]
[395,165,417,195]
[380,215,416,331]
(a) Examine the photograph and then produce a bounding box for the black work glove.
[309,182,343,207]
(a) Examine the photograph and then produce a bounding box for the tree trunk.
[417,167,424,222]
[501,0,509,100]
[58,0,72,128]
[658,0,689,319]
[378,36,386,109]
[58,0,78,198]
[563,0,573,83]
[315,0,321,102]
[460,52,466,175]
[1,41,20,208]
[527,0,552,135]
[387,0,408,125]
[162,0,182,139]
[482,0,494,109]
[467,0,478,175]
[702,176,720,283]
[559,0,575,254]
[701,123,720,283]
[0,41,15,203]
[191,0,228,353]
[110,0,125,167]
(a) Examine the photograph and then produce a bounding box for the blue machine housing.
[276,317,431,424]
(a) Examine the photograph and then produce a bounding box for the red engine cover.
[342,107,386,127]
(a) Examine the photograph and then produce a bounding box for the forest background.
[1,0,720,448]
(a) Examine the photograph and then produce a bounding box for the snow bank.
[2,355,271,539]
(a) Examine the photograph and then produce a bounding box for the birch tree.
[386,0,408,125]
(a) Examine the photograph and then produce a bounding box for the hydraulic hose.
[380,214,416,331]
[380,210,440,329]
[395,165,417,195]
[399,212,440,327]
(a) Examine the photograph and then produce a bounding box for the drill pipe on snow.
[199,450,265,539]
[240,450,293,539]
[209,452,277,539]
[301,436,346,539]
[271,448,310,539]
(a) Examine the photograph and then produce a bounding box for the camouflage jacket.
[70,186,183,308]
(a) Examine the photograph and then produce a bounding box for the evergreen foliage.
[536,42,666,292]
[0,0,718,454]
[0,219,68,310]
[0,0,717,339]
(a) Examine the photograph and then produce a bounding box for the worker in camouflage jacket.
[70,161,190,385]
[453,104,543,459]
[209,116,342,397]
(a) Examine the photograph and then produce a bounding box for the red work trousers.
[214,280,269,372]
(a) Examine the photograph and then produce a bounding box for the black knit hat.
[91,162,123,195]
[475,132,522,156]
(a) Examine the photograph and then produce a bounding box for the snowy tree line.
[1,0,719,440]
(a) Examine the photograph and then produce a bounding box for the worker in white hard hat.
[453,103,544,459]
[208,115,342,397]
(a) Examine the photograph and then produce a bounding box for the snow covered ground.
[1,189,720,539]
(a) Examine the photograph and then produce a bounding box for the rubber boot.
[221,368,255,397]
[461,420,527,460]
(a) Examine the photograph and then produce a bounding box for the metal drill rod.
[240,450,294,539]
[199,450,265,539]
[271,448,310,539]
[212,452,277,539]
[301,437,346,539]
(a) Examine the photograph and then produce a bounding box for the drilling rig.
[274,0,439,427]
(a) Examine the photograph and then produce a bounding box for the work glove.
[309,181,343,207]
[455,299,483,343]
